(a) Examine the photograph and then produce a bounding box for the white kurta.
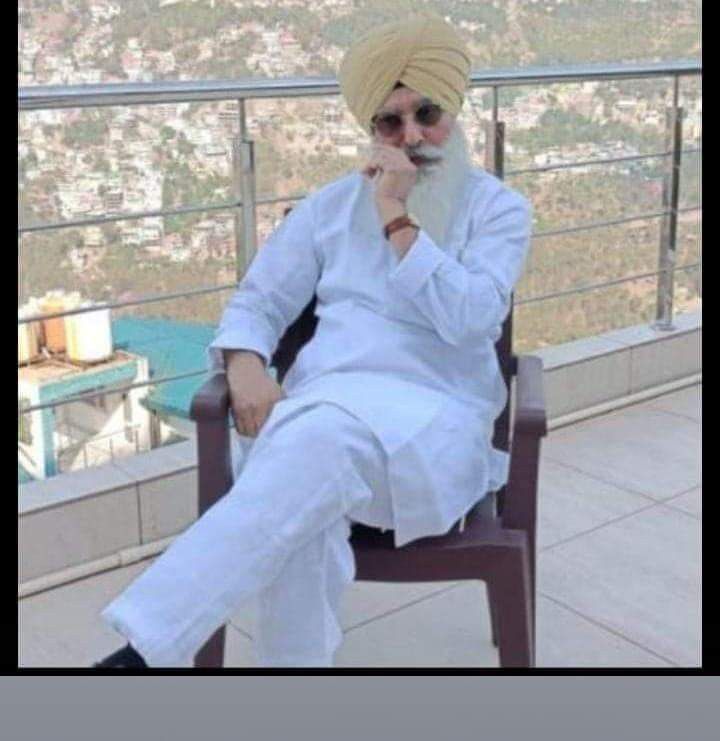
[208,166,533,547]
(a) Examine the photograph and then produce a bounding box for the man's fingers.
[234,403,257,437]
[232,407,248,436]
[234,400,275,437]
[362,149,413,178]
[227,373,283,437]
[251,404,267,437]
[362,159,381,176]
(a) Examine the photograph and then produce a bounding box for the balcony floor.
[19,384,701,668]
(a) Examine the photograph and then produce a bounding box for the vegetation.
[62,118,109,149]
[511,109,661,152]
[521,0,699,65]
[161,161,230,234]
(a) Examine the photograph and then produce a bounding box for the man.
[96,11,533,668]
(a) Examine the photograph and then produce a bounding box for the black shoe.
[93,643,148,668]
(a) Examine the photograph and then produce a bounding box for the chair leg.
[485,580,500,647]
[489,549,534,668]
[530,552,537,665]
[194,625,226,668]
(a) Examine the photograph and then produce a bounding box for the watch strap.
[383,214,418,240]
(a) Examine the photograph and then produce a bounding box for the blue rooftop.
[112,317,215,420]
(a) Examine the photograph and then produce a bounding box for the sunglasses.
[370,101,444,137]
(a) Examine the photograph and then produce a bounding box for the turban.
[338,12,472,135]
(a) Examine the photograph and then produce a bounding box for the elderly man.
[96,12,532,668]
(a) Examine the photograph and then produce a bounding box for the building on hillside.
[19,294,216,481]
[18,350,152,478]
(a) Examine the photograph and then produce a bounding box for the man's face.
[365,84,472,245]
[371,86,455,166]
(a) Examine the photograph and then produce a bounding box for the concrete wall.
[19,439,199,587]
[533,310,701,423]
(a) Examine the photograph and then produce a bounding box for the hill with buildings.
[18,0,701,351]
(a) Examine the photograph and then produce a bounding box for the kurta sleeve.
[207,196,321,371]
[386,187,532,347]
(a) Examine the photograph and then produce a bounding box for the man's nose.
[401,115,424,147]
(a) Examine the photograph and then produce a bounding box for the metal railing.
[18,59,701,417]
[56,422,142,470]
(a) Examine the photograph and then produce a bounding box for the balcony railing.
[18,59,701,418]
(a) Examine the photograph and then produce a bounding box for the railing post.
[232,98,257,281]
[484,117,505,180]
[484,114,509,521]
[18,173,23,306]
[654,77,684,331]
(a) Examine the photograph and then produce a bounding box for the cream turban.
[338,12,472,135]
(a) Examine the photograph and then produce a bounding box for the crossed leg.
[251,515,355,667]
[101,401,390,667]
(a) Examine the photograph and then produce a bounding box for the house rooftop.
[18,350,137,386]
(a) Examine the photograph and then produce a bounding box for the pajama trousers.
[101,401,394,668]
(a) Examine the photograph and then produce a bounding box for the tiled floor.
[18,384,701,668]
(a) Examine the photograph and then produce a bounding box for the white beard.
[405,121,473,245]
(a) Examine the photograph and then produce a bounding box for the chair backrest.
[271,295,319,383]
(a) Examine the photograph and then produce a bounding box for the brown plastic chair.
[190,284,547,668]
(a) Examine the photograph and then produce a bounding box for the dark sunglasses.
[370,101,444,136]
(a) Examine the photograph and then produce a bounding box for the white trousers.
[101,402,393,668]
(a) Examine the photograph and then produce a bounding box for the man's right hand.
[224,350,285,437]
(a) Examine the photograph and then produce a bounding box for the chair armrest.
[190,372,230,422]
[513,354,547,438]
[190,373,233,515]
[501,354,547,539]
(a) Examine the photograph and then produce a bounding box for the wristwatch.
[383,212,420,240]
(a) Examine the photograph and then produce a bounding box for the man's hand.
[224,350,285,437]
[361,144,418,205]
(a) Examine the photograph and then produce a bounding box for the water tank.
[39,291,80,354]
[18,303,41,365]
[65,301,113,363]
